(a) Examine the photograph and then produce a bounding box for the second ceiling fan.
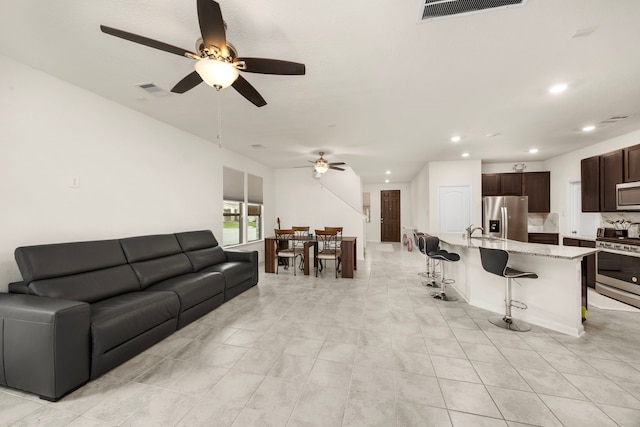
[100,0,305,107]
[298,152,346,175]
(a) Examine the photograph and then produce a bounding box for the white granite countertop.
[432,233,599,260]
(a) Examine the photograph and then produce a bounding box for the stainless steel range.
[595,234,640,309]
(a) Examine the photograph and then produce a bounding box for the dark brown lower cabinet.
[528,233,559,245]
[563,237,596,322]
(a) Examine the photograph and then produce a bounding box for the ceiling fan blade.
[330,166,345,171]
[197,0,228,56]
[294,165,312,168]
[100,25,197,57]
[237,58,306,75]
[231,75,267,107]
[171,71,203,93]
[329,162,346,166]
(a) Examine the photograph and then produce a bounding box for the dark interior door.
[381,190,400,242]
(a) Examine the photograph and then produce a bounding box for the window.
[247,174,263,242]
[223,201,242,246]
[223,168,264,246]
[247,204,262,242]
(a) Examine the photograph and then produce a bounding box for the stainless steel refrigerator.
[483,196,529,242]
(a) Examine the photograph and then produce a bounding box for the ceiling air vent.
[136,83,171,97]
[420,0,527,21]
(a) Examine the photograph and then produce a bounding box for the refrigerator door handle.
[501,206,508,239]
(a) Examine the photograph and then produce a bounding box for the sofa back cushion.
[14,240,140,302]
[15,240,128,283]
[120,234,183,262]
[28,265,141,303]
[120,234,192,287]
[175,230,219,251]
[175,230,226,271]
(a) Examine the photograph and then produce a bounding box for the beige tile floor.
[2,242,640,426]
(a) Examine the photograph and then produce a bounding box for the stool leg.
[489,278,531,332]
[432,261,457,302]
[422,257,441,288]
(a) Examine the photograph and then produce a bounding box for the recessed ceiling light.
[450,135,461,142]
[385,170,391,175]
[529,148,539,154]
[461,152,469,158]
[385,179,389,183]
[549,83,568,94]
[582,125,596,132]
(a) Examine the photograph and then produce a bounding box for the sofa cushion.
[119,234,183,263]
[90,291,179,356]
[185,246,227,272]
[128,254,193,288]
[15,240,127,283]
[175,230,219,251]
[28,264,141,303]
[203,262,254,288]
[144,272,225,311]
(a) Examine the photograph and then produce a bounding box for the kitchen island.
[432,233,599,337]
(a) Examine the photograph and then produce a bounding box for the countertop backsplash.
[528,213,559,233]
[600,212,640,238]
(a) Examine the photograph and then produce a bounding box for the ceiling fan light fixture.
[195,59,239,89]
[314,159,329,174]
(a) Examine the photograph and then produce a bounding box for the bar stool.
[425,236,459,302]
[479,247,538,332]
[417,234,440,288]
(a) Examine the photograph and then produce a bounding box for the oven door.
[596,249,640,308]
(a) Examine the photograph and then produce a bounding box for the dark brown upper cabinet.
[600,149,623,212]
[581,156,600,212]
[624,144,640,182]
[523,172,550,213]
[481,174,501,196]
[481,172,550,213]
[500,173,523,196]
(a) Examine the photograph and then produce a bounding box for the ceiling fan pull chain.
[217,89,222,148]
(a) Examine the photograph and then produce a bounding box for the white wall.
[410,164,430,233]
[274,168,365,259]
[545,128,640,236]
[0,54,274,291]
[428,160,482,232]
[482,161,547,173]
[362,183,412,243]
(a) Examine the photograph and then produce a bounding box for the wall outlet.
[69,176,80,188]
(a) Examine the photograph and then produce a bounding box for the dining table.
[264,235,357,278]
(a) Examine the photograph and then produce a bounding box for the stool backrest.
[479,247,509,277]
[424,235,441,256]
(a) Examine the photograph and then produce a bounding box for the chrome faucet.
[465,224,484,238]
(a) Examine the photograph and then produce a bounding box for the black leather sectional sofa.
[0,230,258,401]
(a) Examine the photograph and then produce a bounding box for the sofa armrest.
[225,249,257,263]
[225,250,259,285]
[0,294,90,401]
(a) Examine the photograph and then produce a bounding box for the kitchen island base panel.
[441,242,585,337]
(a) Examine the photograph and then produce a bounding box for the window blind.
[223,167,244,202]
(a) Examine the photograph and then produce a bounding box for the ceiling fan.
[298,152,346,174]
[100,0,305,107]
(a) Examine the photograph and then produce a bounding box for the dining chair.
[274,229,303,275]
[292,226,310,271]
[315,229,341,278]
[323,226,343,271]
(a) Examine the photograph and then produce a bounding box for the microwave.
[617,181,640,210]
